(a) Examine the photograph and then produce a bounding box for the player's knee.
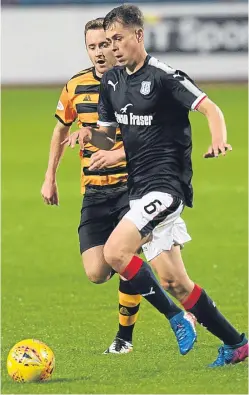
[159,274,180,293]
[84,268,108,284]
[103,245,120,267]
[161,279,183,299]
[160,279,183,298]
[167,277,194,301]
[104,241,124,270]
[82,258,109,284]
[160,279,170,291]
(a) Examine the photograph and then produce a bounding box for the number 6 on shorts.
[144,199,162,214]
[124,191,183,238]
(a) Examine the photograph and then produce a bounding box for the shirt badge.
[140,81,151,95]
[57,100,64,110]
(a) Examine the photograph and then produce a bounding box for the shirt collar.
[124,54,151,79]
[92,67,101,82]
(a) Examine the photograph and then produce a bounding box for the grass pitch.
[1,85,248,394]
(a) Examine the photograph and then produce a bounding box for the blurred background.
[2,1,248,394]
[2,0,248,84]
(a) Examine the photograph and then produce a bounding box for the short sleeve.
[161,70,207,111]
[55,85,77,126]
[97,77,118,128]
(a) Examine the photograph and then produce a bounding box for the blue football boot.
[170,311,197,355]
[209,333,248,367]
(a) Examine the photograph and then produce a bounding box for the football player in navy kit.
[63,5,248,366]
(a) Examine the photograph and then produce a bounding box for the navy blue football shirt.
[98,55,207,207]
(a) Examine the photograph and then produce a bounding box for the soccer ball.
[7,339,55,383]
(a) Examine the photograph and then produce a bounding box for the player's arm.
[62,75,118,151]
[41,86,76,205]
[164,70,232,158]
[45,121,70,181]
[41,121,70,205]
[197,98,232,158]
[86,125,117,150]
[61,124,116,150]
[89,147,126,171]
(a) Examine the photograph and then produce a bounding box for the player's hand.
[61,127,92,149]
[203,142,232,158]
[89,150,119,170]
[41,179,59,206]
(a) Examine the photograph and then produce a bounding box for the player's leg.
[82,245,111,284]
[155,247,248,366]
[144,218,248,366]
[149,217,194,301]
[104,190,142,354]
[103,192,196,355]
[150,247,194,303]
[79,193,142,353]
[78,197,114,283]
[104,279,141,354]
[118,279,141,344]
[180,271,248,366]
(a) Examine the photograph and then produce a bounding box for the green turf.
[1,85,248,394]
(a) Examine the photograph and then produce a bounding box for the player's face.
[86,29,116,76]
[105,22,142,67]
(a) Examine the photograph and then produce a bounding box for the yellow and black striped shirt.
[55,67,127,194]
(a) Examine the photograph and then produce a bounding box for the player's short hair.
[84,17,104,38]
[103,4,144,31]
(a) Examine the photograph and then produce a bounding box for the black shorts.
[78,188,130,254]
